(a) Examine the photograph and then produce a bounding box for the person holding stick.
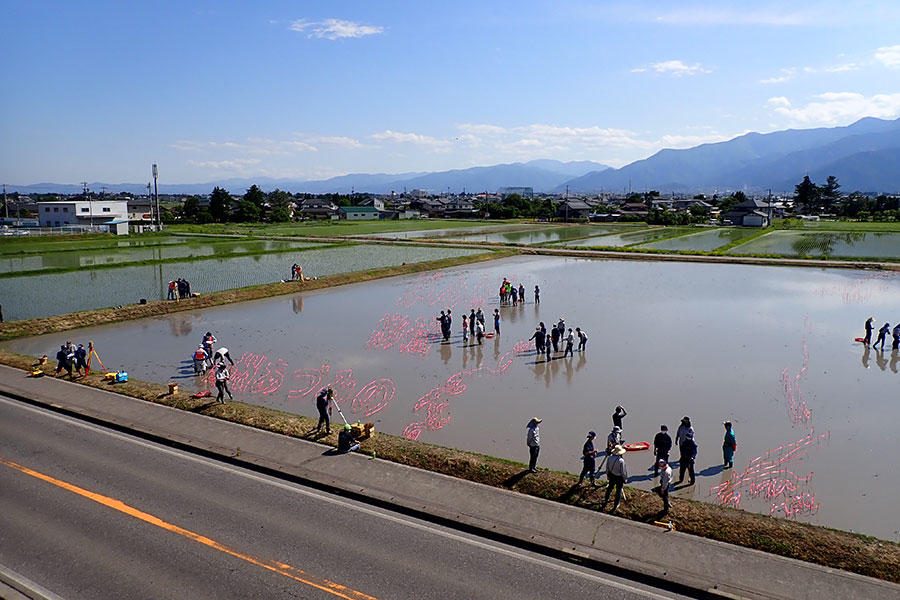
[315,386,334,434]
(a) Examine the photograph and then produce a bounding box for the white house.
[37,199,130,233]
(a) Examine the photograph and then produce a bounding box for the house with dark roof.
[722,198,773,227]
[556,199,591,220]
[298,198,338,220]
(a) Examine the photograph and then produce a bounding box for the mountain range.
[561,116,900,194]
[8,118,900,196]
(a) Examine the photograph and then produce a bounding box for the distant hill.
[7,160,608,196]
[560,117,900,194]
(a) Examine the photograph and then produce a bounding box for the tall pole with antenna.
[152,164,159,230]
[82,181,92,230]
[3,184,7,220]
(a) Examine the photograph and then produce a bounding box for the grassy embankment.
[0,249,510,341]
[3,347,898,583]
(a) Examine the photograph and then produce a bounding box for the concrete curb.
[2,365,898,600]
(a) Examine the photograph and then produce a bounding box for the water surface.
[9,256,899,539]
[729,231,900,258]
[641,228,760,252]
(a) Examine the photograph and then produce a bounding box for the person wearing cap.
[338,424,360,453]
[657,458,673,514]
[315,386,334,435]
[612,405,627,430]
[675,416,694,447]
[677,431,698,486]
[214,362,233,404]
[576,327,588,352]
[722,421,737,469]
[606,425,622,454]
[653,425,672,476]
[578,431,599,486]
[875,322,890,350]
[602,445,628,512]
[526,418,542,472]
[864,317,874,347]
[54,344,73,379]
[74,343,88,377]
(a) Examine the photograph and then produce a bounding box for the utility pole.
[767,188,773,226]
[152,164,159,231]
[565,185,569,222]
[3,184,7,220]
[82,181,92,229]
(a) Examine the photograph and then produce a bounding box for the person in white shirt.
[526,417,542,473]
[657,458,672,514]
[214,363,233,404]
[602,445,628,512]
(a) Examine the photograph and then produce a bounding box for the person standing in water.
[612,405,627,430]
[534,285,540,303]
[529,326,544,354]
[469,309,476,338]
[875,322,890,350]
[215,363,233,404]
[493,309,501,336]
[864,317,874,346]
[576,327,588,352]
[722,421,736,469]
[519,283,525,304]
[462,314,469,345]
[563,328,575,357]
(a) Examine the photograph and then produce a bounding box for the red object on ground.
[623,442,650,451]
[854,337,866,343]
[192,391,212,399]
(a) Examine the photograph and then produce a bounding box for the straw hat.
[611,445,627,456]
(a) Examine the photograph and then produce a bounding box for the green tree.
[268,189,292,210]
[732,191,748,204]
[209,187,232,222]
[194,209,213,224]
[236,199,261,222]
[182,196,200,220]
[820,176,841,211]
[793,176,820,214]
[270,206,292,222]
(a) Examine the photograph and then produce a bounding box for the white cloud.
[767,96,792,108]
[822,63,860,72]
[760,68,797,84]
[631,60,711,77]
[767,92,900,125]
[290,18,383,40]
[369,130,450,150]
[245,137,318,155]
[875,45,900,69]
[306,136,365,149]
[188,158,261,171]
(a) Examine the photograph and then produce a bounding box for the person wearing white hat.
[602,445,628,512]
[657,458,672,514]
[526,417,542,473]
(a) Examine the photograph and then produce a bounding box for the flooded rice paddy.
[444,225,633,244]
[556,227,696,247]
[9,255,900,539]
[729,230,900,258]
[0,239,324,274]
[0,244,484,321]
[641,228,761,252]
[355,223,540,239]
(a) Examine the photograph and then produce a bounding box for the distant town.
[2,173,899,237]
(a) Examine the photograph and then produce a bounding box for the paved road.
[0,395,688,600]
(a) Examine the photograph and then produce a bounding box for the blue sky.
[2,0,900,185]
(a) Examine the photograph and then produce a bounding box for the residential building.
[37,199,129,233]
[339,205,381,220]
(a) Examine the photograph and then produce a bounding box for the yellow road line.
[0,457,379,600]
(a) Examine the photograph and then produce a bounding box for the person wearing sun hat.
[526,417,542,473]
[657,458,672,514]
[602,444,628,512]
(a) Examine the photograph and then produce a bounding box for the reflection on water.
[7,256,900,540]
[732,230,900,258]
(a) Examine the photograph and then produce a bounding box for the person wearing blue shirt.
[578,431,598,486]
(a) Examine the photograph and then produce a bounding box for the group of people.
[54,340,88,379]
[290,263,305,281]
[455,307,501,345]
[167,278,192,301]
[527,409,739,516]
[499,279,529,306]
[863,316,900,350]
[190,331,235,404]
[528,319,587,359]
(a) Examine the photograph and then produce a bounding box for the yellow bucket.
[168,382,179,395]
